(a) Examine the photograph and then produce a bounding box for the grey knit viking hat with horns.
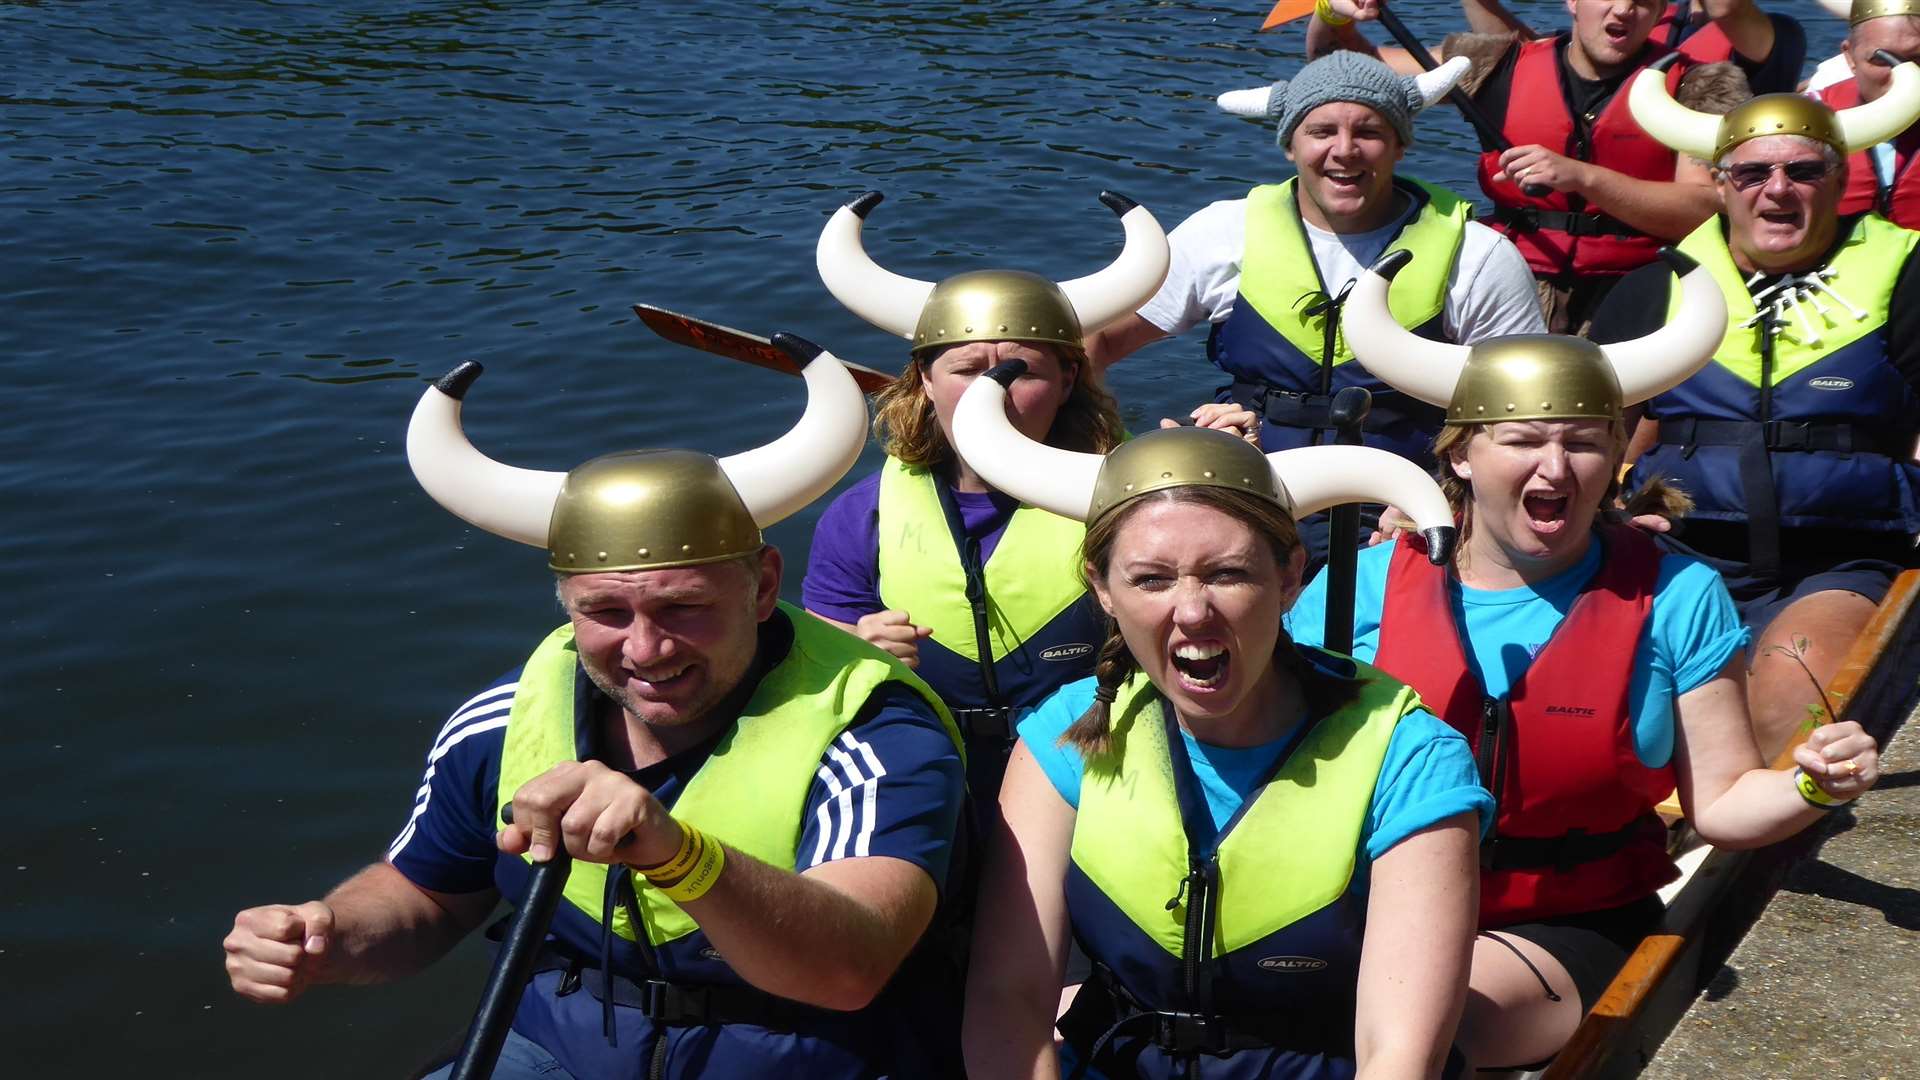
[1217,51,1471,147]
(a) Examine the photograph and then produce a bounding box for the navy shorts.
[1656,521,1915,638]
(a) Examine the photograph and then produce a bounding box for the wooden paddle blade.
[1262,0,1318,29]
[631,304,896,393]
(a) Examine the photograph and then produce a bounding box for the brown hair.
[871,343,1125,468]
[1061,485,1363,757]
[1433,422,1693,551]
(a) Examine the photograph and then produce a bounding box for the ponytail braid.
[1062,616,1134,756]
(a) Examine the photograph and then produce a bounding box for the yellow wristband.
[1315,0,1353,27]
[1793,766,1844,810]
[659,832,726,904]
[637,822,699,882]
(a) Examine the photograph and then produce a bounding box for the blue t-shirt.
[1017,673,1494,863]
[1287,540,1749,769]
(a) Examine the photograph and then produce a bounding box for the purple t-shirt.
[803,468,1021,624]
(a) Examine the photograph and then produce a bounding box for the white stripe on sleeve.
[386,686,516,862]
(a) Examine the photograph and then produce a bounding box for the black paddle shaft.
[1375,6,1550,198]
[1322,387,1372,657]
[449,809,573,1080]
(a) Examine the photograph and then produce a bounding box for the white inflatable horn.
[815,190,1169,340]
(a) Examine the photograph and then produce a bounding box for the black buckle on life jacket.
[950,706,1015,741]
[1153,1011,1227,1056]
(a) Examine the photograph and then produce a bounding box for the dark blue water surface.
[0,1,1844,1073]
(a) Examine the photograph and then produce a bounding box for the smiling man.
[1087,51,1543,562]
[222,343,969,1079]
[1596,72,1920,758]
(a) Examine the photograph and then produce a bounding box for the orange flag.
[1261,0,1318,29]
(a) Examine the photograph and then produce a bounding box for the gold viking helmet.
[949,361,1460,564]
[1628,51,1920,160]
[1816,0,1920,25]
[1342,249,1726,426]
[815,190,1171,356]
[405,335,869,573]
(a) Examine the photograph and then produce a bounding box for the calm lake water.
[0,1,1843,1073]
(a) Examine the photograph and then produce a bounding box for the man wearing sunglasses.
[1809,1,1920,228]
[1310,0,1798,333]
[1590,78,1920,760]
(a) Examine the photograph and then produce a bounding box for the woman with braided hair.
[953,363,1492,1080]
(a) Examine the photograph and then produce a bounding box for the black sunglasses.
[1718,160,1835,190]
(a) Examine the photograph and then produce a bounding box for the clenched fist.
[225,901,334,1003]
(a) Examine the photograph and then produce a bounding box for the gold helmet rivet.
[1476,405,1487,414]
[1505,403,1517,412]
[1124,482,1135,491]
[997,324,1008,333]
[1202,470,1215,479]
[681,544,693,553]
[637,547,649,558]
[1541,401,1552,409]
[1029,325,1039,333]
[1161,471,1173,479]
[597,551,609,561]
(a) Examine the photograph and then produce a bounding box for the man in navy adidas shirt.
[223,346,968,1079]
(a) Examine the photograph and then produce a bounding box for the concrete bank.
[1643,705,1920,1080]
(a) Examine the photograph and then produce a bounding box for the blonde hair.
[872,343,1125,468]
[1433,422,1693,550]
[1062,486,1361,757]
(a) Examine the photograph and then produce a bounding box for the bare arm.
[1701,0,1776,64]
[1495,147,1719,240]
[1084,313,1168,371]
[963,744,1075,1080]
[1353,813,1480,1080]
[225,862,496,1002]
[1674,658,1881,847]
[681,852,939,1011]
[503,759,943,1011]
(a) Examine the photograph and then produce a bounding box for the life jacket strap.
[1656,417,1911,457]
[1229,380,1434,437]
[949,705,1016,742]
[1483,814,1664,874]
[1060,962,1348,1072]
[1490,207,1641,239]
[523,944,836,1032]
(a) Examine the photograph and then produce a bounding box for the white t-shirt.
[1137,193,1546,344]
[1807,52,1851,94]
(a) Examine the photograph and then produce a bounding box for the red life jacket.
[1373,526,1677,927]
[1656,3,1735,64]
[1811,78,1920,229]
[1478,37,1692,280]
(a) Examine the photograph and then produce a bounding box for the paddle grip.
[448,853,571,1080]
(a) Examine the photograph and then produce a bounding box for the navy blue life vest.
[1207,177,1466,466]
[1631,216,1920,552]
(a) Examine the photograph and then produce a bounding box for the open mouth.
[631,661,695,695]
[1602,21,1630,47]
[1758,209,1801,226]
[1523,494,1570,534]
[1171,642,1230,691]
[1323,169,1366,192]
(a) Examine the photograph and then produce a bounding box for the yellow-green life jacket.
[495,602,961,947]
[875,458,1098,712]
